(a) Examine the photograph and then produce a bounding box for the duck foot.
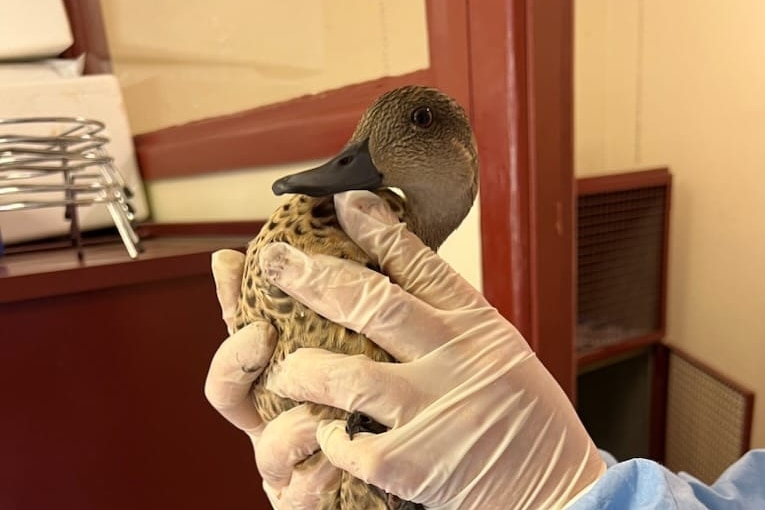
[346,411,426,510]
[346,411,387,438]
[383,493,425,510]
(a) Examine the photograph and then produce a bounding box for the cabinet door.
[0,242,273,510]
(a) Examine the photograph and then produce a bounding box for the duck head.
[272,85,478,250]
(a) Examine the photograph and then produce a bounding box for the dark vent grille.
[577,183,668,354]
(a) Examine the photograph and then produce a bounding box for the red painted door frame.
[469,0,575,396]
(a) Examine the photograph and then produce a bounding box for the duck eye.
[411,106,433,128]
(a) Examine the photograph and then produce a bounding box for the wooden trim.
[669,346,755,454]
[2,230,124,256]
[469,0,531,335]
[469,0,575,395]
[526,0,576,395]
[136,221,264,239]
[660,173,673,335]
[577,331,664,368]
[650,343,669,462]
[743,390,755,453]
[425,0,471,108]
[0,236,250,304]
[577,167,671,195]
[61,0,111,74]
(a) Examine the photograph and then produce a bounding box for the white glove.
[205,250,342,509]
[257,190,606,510]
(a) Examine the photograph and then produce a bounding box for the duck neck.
[403,184,475,252]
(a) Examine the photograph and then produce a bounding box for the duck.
[234,85,479,510]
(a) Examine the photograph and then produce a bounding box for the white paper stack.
[0,0,73,60]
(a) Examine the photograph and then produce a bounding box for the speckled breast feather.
[234,190,407,510]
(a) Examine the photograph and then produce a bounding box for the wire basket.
[0,117,142,259]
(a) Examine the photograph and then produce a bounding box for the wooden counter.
[0,236,273,509]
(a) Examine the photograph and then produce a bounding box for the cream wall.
[102,0,430,134]
[102,2,483,290]
[575,0,765,448]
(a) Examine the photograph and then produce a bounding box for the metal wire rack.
[0,117,142,259]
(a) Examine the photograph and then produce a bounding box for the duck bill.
[272,139,382,197]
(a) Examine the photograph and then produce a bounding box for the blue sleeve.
[568,449,765,510]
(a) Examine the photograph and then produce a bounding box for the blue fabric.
[569,449,765,509]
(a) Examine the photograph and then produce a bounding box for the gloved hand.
[257,190,607,510]
[205,250,343,509]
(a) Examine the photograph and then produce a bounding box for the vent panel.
[665,352,752,484]
[577,183,668,355]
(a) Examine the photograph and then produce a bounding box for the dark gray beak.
[272,139,382,197]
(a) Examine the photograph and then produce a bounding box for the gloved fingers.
[204,321,276,436]
[258,404,343,510]
[262,482,285,510]
[260,243,452,361]
[280,454,343,510]
[211,249,245,334]
[266,348,419,427]
[263,460,342,510]
[314,419,422,503]
[256,404,327,487]
[334,191,489,312]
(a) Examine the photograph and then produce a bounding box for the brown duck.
[234,85,479,510]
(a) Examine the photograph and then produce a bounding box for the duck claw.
[346,412,426,509]
[346,411,387,439]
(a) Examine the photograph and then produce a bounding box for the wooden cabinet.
[0,237,272,509]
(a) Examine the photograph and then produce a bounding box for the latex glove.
[259,190,607,510]
[205,250,342,509]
